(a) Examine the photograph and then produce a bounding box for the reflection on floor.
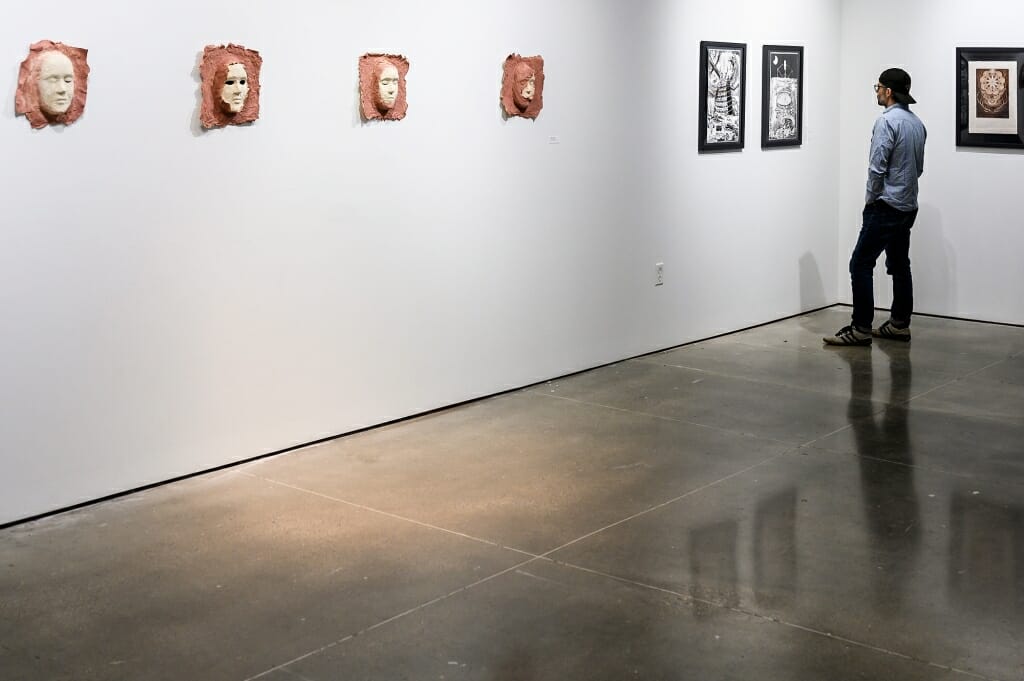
[2,307,1023,681]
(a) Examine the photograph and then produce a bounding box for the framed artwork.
[699,41,746,152]
[761,45,804,148]
[956,46,1024,149]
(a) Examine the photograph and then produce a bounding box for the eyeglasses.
[873,84,890,92]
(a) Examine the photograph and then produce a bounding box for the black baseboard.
[833,303,1024,329]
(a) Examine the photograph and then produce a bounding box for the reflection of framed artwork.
[948,490,1022,617]
[699,41,746,153]
[761,45,803,148]
[956,46,1024,149]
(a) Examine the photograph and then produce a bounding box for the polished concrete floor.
[2,307,1023,681]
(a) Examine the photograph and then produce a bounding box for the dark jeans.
[850,200,918,330]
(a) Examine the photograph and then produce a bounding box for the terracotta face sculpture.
[200,44,262,129]
[359,53,410,121]
[502,54,544,119]
[15,40,90,128]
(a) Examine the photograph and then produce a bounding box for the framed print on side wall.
[762,45,804,148]
[699,41,746,152]
[956,46,1024,149]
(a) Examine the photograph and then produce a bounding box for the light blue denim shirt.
[865,104,926,211]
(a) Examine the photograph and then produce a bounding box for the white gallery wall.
[0,0,842,524]
[838,0,1024,324]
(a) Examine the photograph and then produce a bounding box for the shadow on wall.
[799,252,827,310]
[190,51,204,137]
[912,203,956,316]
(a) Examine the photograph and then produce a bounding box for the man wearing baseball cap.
[825,68,927,346]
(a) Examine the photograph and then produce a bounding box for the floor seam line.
[532,391,795,447]
[635,335,1023,412]
[903,355,1016,406]
[241,555,545,681]
[631,356,898,407]
[811,447,1024,488]
[635,327,845,358]
[798,422,854,449]
[241,472,538,559]
[544,560,1006,681]
[531,453,787,560]
[794,356,1011,450]
[228,343,1024,681]
[242,455,788,679]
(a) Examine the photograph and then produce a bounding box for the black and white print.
[762,45,804,148]
[699,42,746,152]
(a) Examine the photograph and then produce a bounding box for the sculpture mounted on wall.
[501,54,544,119]
[200,44,262,129]
[15,41,90,129]
[359,53,409,121]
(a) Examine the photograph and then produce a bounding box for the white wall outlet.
[655,262,664,286]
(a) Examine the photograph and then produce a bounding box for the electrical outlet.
[655,262,664,286]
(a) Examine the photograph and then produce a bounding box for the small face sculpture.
[376,63,400,112]
[220,62,250,113]
[501,55,543,119]
[37,50,75,117]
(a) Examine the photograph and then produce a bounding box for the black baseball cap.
[878,68,916,104]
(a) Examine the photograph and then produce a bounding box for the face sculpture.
[375,62,400,113]
[220,62,250,113]
[15,41,90,128]
[199,44,262,129]
[359,53,409,121]
[501,54,544,119]
[37,50,75,116]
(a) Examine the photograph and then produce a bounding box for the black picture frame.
[699,41,746,153]
[761,45,804,148]
[956,46,1024,149]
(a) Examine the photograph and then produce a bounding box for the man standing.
[825,68,926,346]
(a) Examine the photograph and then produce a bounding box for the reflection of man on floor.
[842,342,922,613]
